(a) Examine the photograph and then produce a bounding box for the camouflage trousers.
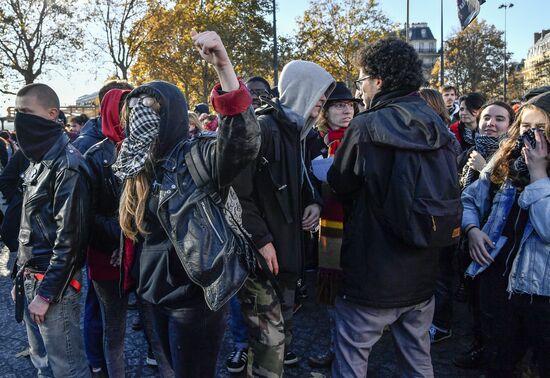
[238,272,298,378]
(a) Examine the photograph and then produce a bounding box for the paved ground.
[0,245,482,377]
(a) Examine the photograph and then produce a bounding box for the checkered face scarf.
[113,102,161,180]
[460,134,503,188]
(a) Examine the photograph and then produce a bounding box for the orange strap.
[34,273,82,292]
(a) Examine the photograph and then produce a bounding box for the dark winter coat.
[73,117,103,154]
[328,90,453,308]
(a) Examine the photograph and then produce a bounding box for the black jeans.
[483,293,550,378]
[433,245,455,331]
[93,280,128,378]
[142,299,226,378]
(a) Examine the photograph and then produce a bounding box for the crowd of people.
[0,29,548,378]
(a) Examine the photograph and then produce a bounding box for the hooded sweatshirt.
[278,60,336,142]
[234,61,335,275]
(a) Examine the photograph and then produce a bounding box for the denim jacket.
[462,171,550,297]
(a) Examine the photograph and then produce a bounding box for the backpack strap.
[184,138,285,304]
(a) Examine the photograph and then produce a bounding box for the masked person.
[12,83,92,378]
[83,88,131,377]
[461,92,550,378]
[114,31,260,378]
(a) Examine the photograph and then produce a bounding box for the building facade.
[405,23,439,81]
[523,29,550,89]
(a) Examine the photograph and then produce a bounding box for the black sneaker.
[226,348,248,373]
[453,344,484,369]
[429,324,452,344]
[146,347,158,367]
[308,351,334,368]
[284,351,299,366]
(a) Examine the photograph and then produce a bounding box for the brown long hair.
[490,104,550,185]
[419,88,451,125]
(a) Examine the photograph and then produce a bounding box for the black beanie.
[522,86,550,102]
[527,91,550,115]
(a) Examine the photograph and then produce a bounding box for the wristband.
[464,225,478,236]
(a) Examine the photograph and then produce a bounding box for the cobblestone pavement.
[0,246,481,378]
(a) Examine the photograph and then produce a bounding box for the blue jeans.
[229,296,248,349]
[93,280,128,378]
[84,274,104,369]
[24,275,91,378]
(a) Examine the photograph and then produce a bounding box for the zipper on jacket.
[431,216,437,231]
[201,201,224,244]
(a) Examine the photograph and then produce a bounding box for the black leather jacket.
[17,134,92,303]
[84,138,120,252]
[132,108,261,308]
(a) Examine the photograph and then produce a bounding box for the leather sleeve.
[37,166,91,302]
[213,106,261,189]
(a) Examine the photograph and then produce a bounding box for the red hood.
[101,89,131,144]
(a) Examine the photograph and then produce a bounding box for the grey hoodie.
[278,60,336,141]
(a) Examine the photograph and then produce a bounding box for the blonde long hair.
[118,98,160,241]
[490,104,550,185]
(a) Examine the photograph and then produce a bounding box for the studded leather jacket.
[17,134,92,303]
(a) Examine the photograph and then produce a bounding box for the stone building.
[523,29,550,89]
[404,22,439,81]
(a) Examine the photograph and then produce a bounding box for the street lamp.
[498,2,513,102]
[272,0,279,86]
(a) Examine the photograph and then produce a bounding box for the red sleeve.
[450,121,462,143]
[210,80,252,116]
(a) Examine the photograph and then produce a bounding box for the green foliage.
[130,0,273,104]
[293,0,394,89]
[431,19,510,99]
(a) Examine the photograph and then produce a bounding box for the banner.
[457,0,486,29]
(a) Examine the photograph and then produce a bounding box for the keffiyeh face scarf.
[510,128,548,187]
[460,134,504,188]
[113,100,161,180]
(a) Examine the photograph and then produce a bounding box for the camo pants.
[238,272,298,378]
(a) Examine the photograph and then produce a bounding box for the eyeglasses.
[249,89,270,97]
[128,95,156,109]
[331,102,355,110]
[354,75,371,91]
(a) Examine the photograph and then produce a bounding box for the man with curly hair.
[328,37,460,377]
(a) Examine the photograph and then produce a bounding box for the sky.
[0,0,548,115]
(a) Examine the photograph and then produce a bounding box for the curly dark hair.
[355,37,424,92]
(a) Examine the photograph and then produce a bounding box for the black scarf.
[14,112,64,162]
[460,135,503,188]
[509,128,549,187]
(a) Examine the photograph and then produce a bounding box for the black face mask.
[14,112,64,162]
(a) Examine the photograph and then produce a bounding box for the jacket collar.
[369,88,419,111]
[42,134,71,168]
[160,139,188,173]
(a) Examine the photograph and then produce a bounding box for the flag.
[457,0,486,29]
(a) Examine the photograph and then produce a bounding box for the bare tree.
[0,0,82,94]
[94,0,149,80]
